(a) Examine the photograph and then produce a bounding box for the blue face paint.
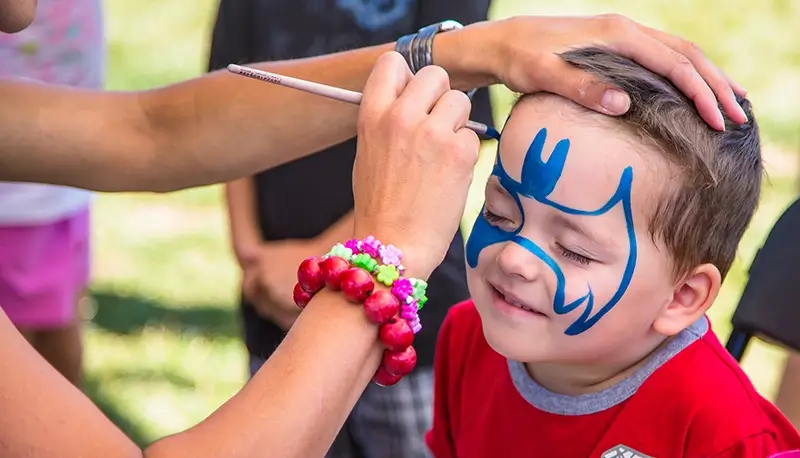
[465,128,637,336]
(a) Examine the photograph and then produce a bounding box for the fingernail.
[717,111,726,131]
[730,87,748,123]
[601,89,630,114]
[739,104,748,122]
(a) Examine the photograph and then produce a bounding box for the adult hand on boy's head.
[447,15,747,131]
[353,52,479,281]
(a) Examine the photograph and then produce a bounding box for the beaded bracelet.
[292,236,425,386]
[330,236,427,333]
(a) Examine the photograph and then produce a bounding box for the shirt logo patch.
[335,0,414,31]
[602,444,652,458]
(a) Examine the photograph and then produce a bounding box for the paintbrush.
[227,63,500,140]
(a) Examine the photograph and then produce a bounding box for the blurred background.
[86,0,800,445]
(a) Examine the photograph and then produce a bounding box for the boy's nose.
[496,241,546,282]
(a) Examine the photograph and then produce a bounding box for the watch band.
[395,20,463,74]
[394,21,477,99]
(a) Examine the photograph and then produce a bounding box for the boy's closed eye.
[483,178,522,231]
[555,243,595,266]
[484,205,598,267]
[483,177,607,267]
[482,207,518,230]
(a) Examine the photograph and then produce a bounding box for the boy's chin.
[482,325,554,363]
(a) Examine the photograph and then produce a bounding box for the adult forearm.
[0,46,389,192]
[144,289,383,458]
[139,45,392,192]
[0,24,493,193]
[0,79,155,191]
[0,45,389,192]
[143,29,490,193]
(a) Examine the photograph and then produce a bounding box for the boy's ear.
[653,263,721,336]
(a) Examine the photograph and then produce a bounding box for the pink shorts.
[0,208,91,329]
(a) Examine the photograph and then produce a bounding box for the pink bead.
[380,244,403,266]
[410,317,422,334]
[391,278,413,300]
[400,304,417,321]
[344,239,361,253]
[361,235,382,258]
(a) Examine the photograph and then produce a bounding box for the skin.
[0,15,749,193]
[0,0,36,33]
[467,96,721,395]
[0,1,752,455]
[236,212,354,330]
[775,352,800,430]
[0,53,478,458]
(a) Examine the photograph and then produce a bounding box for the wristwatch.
[395,20,478,99]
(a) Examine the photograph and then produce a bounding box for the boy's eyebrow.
[552,213,618,249]
[487,176,512,197]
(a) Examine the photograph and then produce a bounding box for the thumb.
[545,62,631,116]
[360,51,414,121]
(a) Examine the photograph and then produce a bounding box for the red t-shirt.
[426,300,800,458]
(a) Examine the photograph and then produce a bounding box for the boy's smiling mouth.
[489,281,548,318]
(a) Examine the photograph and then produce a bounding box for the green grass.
[88,0,800,445]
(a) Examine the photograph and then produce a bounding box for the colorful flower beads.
[327,237,426,334]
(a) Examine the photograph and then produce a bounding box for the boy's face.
[466,96,678,365]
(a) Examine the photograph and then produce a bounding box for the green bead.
[412,282,427,300]
[376,265,399,286]
[352,253,378,272]
[416,295,428,310]
[328,243,353,261]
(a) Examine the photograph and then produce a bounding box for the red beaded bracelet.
[292,236,424,387]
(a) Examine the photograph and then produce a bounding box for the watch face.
[439,20,464,31]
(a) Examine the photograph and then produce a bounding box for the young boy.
[426,47,800,457]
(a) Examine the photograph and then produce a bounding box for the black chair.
[726,198,800,361]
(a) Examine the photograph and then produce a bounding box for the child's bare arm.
[225,178,263,268]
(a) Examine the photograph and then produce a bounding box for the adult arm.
[0,53,478,458]
[0,15,747,193]
[0,288,382,458]
[0,43,394,192]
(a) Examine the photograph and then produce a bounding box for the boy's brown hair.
[517,47,761,279]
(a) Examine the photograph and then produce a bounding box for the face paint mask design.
[466,127,637,335]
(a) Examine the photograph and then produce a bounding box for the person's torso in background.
[0,0,106,225]
[213,0,492,365]
[242,0,494,240]
[250,0,425,240]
